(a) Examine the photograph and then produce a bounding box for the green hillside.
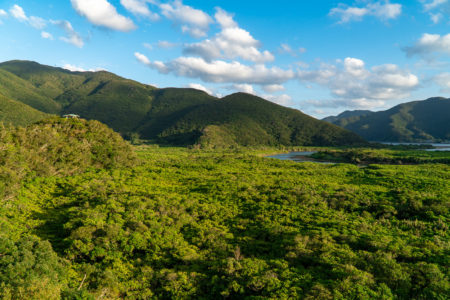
[323,110,373,124]
[0,60,364,146]
[0,94,51,126]
[326,98,450,142]
[0,68,61,113]
[149,93,365,146]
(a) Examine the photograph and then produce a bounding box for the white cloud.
[63,64,87,72]
[143,42,153,50]
[280,43,303,56]
[29,16,46,29]
[71,0,136,32]
[329,1,401,23]
[183,8,274,63]
[423,0,448,11]
[368,1,402,20]
[136,54,295,85]
[120,0,159,21]
[298,58,419,109]
[10,4,27,22]
[262,84,285,93]
[0,9,6,24]
[233,83,255,94]
[430,12,443,23]
[157,40,178,48]
[263,94,293,106]
[8,5,47,29]
[63,64,106,72]
[330,6,368,23]
[135,52,152,65]
[51,20,84,48]
[41,31,53,40]
[187,83,213,95]
[404,33,450,59]
[160,0,212,38]
[433,72,450,92]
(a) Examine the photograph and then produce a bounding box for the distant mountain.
[0,60,365,146]
[325,98,450,142]
[323,110,373,124]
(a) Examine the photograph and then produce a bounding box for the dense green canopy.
[0,119,448,299]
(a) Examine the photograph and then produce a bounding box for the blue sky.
[1,0,450,118]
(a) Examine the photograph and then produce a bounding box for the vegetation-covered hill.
[0,94,50,126]
[324,97,450,142]
[0,117,136,200]
[322,110,373,124]
[154,92,365,147]
[0,60,364,147]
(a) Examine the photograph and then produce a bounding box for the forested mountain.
[0,60,364,146]
[324,98,450,142]
[323,110,373,124]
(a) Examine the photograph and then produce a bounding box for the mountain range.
[323,98,450,142]
[0,60,364,147]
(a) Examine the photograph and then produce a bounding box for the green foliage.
[0,118,136,201]
[326,97,450,142]
[0,236,67,299]
[2,143,448,298]
[312,148,450,164]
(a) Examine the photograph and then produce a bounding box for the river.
[266,151,334,164]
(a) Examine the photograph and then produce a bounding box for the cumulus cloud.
[421,0,449,23]
[143,42,153,50]
[120,0,159,20]
[430,12,443,23]
[51,20,84,48]
[262,84,285,93]
[263,94,293,106]
[423,0,448,11]
[183,8,273,63]
[63,64,106,72]
[298,57,419,109]
[157,40,178,48]
[433,72,450,92]
[29,16,46,29]
[41,31,53,40]
[279,43,305,57]
[329,1,401,23]
[71,0,136,32]
[135,53,295,85]
[10,4,27,22]
[9,4,47,29]
[0,9,7,24]
[135,52,152,65]
[404,33,450,59]
[159,0,212,38]
[233,83,255,94]
[187,83,213,95]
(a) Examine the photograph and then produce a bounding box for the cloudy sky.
[1,0,450,118]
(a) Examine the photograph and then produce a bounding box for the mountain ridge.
[324,97,450,142]
[0,60,365,146]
